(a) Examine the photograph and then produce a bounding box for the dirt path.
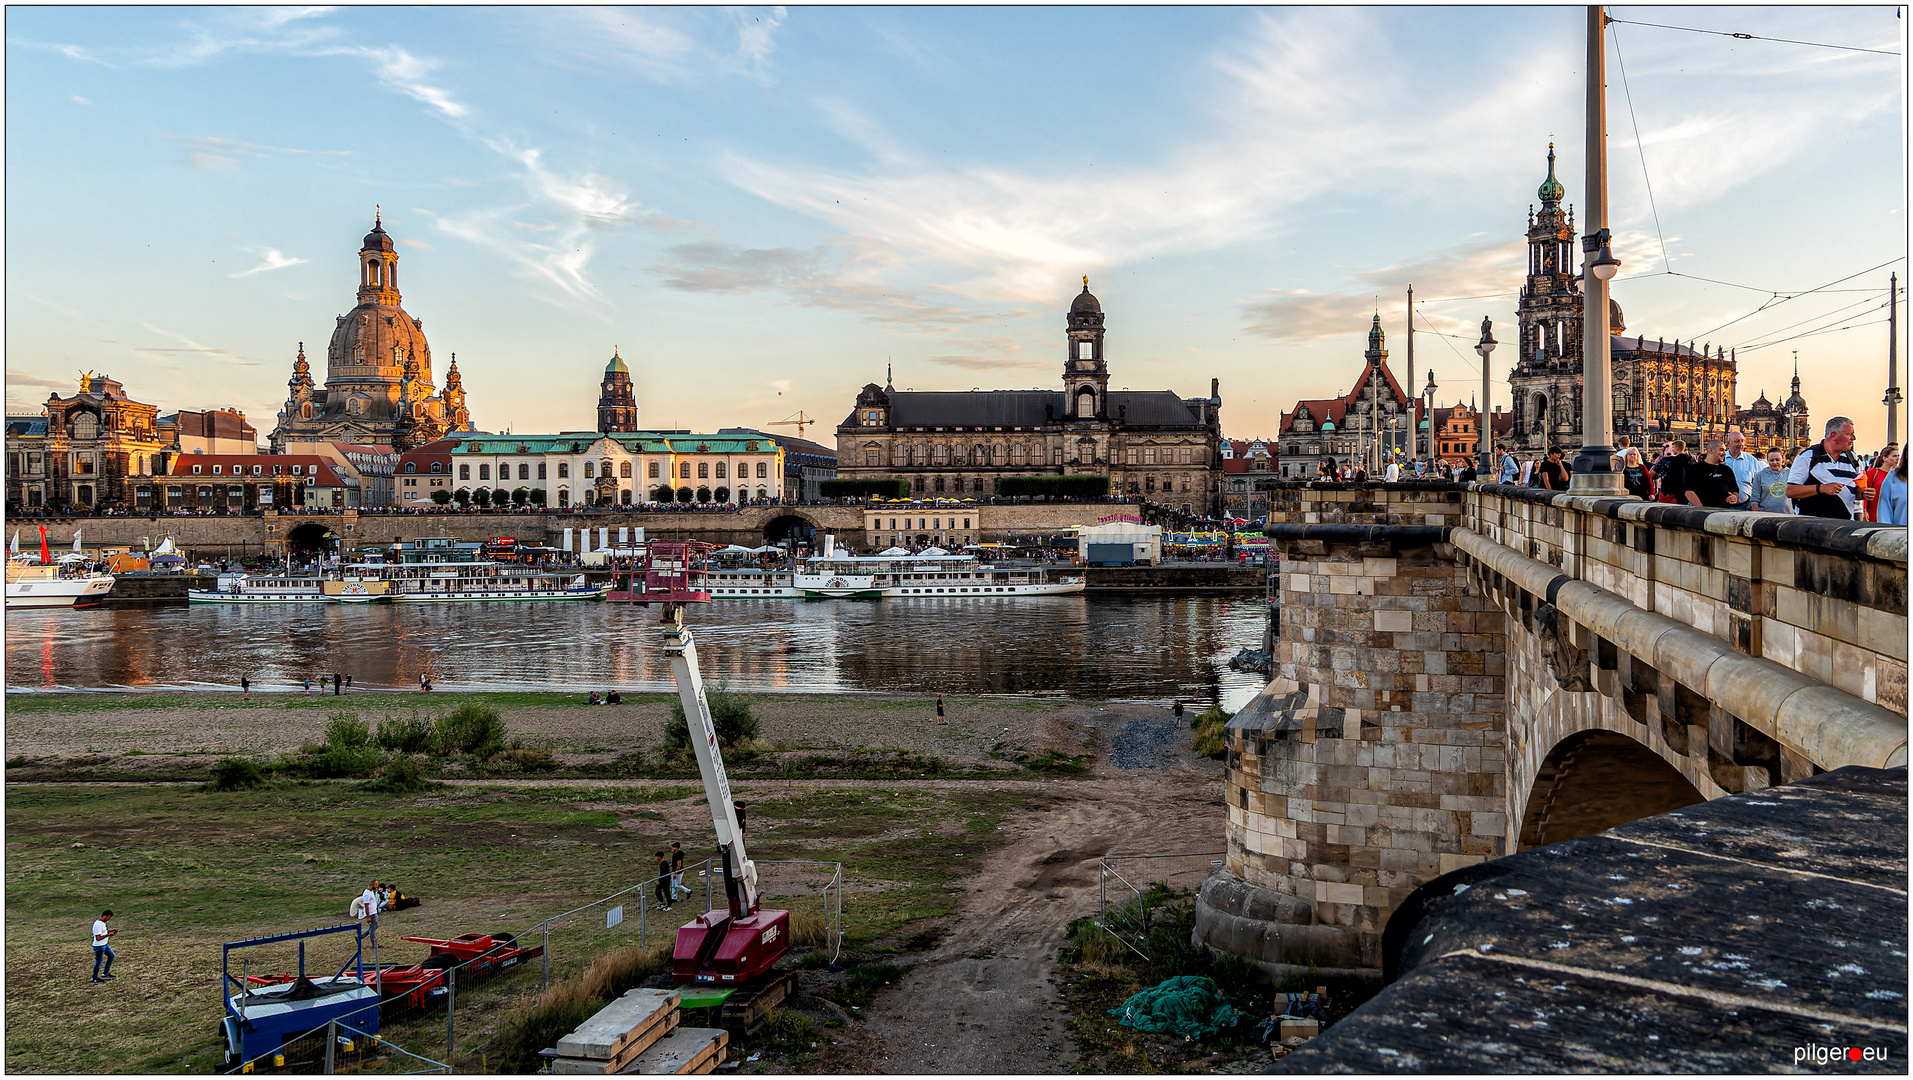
[818,707,1226,1074]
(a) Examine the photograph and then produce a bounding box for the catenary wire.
[1740,316,1892,352]
[1689,257,1905,340]
[1610,23,1672,274]
[1608,15,1900,56]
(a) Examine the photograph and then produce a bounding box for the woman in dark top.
[1619,447,1655,501]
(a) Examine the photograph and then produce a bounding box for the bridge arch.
[284,522,334,556]
[1516,729,1704,852]
[762,513,817,546]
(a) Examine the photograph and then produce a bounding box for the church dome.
[606,349,629,375]
[1071,279,1101,315]
[328,299,431,384]
[1321,419,1337,432]
[362,216,394,253]
[1609,297,1625,334]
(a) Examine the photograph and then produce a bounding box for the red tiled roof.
[167,454,345,486]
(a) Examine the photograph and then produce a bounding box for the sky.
[6,6,1907,450]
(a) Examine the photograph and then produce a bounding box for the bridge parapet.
[1196,481,1908,983]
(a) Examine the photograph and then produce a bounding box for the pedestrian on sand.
[345,674,353,693]
[654,852,673,910]
[936,695,945,724]
[303,678,311,695]
[241,676,250,701]
[90,909,117,984]
[351,879,382,934]
[333,672,342,697]
[1786,417,1863,520]
[671,842,691,900]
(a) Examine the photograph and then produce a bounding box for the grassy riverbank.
[3,777,1059,1073]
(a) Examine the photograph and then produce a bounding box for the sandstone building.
[270,215,472,453]
[833,281,1224,515]
[5,373,167,512]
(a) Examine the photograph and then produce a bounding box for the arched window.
[620,461,633,478]
[601,459,613,478]
[649,461,660,478]
[459,464,470,480]
[715,462,727,479]
[519,463,530,480]
[584,461,595,478]
[974,444,988,467]
[557,463,569,478]
[680,462,691,479]
[756,461,768,478]
[698,462,709,479]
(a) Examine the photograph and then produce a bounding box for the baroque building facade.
[5,373,168,512]
[269,216,472,453]
[1505,147,1803,455]
[833,281,1224,515]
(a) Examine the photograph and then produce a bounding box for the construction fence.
[222,858,842,1074]
[1097,851,1225,960]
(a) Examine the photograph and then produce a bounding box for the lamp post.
[1572,5,1625,494]
[1476,318,1497,477]
[1422,371,1438,462]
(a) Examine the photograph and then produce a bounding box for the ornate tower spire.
[357,214,400,307]
[288,342,312,392]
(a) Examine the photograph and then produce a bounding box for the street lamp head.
[1590,242,1621,281]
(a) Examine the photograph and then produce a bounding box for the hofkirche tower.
[270,215,472,452]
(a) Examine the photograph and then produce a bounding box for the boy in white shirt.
[91,909,117,984]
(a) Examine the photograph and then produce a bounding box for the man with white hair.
[1785,416,1863,519]
[1722,430,1758,504]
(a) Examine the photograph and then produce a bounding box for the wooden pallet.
[618,1027,727,1075]
[551,989,682,1074]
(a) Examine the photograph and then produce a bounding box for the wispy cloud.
[228,248,307,278]
[135,323,229,357]
[168,135,349,172]
[356,45,468,119]
[655,238,998,328]
[70,95,90,105]
[540,7,788,85]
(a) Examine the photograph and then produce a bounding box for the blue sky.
[6,6,1905,447]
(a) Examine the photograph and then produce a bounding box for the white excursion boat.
[5,560,115,609]
[189,538,608,604]
[794,546,1085,600]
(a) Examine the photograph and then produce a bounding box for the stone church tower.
[1064,277,1109,419]
[597,348,639,433]
[270,214,472,451]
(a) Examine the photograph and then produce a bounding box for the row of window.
[869,517,975,531]
[189,463,319,477]
[425,459,779,481]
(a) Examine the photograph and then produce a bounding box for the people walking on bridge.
[1652,441,1691,504]
[1536,447,1569,491]
[1620,447,1655,501]
[1878,452,1907,526]
[1786,417,1863,520]
[1860,444,1898,521]
[1748,449,1792,514]
[1722,431,1759,504]
[1685,441,1743,509]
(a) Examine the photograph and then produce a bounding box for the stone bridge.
[1195,481,1907,982]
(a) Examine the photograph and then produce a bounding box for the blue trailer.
[221,923,380,1068]
[1086,542,1137,566]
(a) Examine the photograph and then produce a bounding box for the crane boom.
[661,606,757,914]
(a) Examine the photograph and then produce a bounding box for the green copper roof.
[1537,143,1565,205]
[606,350,629,375]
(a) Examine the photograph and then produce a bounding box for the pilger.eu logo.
[1795,1045,1891,1066]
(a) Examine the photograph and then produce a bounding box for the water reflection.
[6,596,1269,707]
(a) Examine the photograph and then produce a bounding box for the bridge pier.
[1197,486,1506,980]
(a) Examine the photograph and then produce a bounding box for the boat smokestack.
[823,534,835,558]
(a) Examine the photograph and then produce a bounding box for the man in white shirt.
[91,909,117,984]
[1785,416,1863,520]
[1722,430,1759,503]
[1384,459,1401,483]
[352,880,383,932]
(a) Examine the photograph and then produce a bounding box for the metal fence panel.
[1097,851,1225,960]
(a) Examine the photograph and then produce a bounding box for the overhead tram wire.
[1737,300,1893,352]
[1610,22,1671,274]
[1741,316,1892,353]
[1689,256,1907,341]
[1607,15,1900,56]
[1726,293,1893,349]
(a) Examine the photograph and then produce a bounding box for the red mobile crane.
[639,541,791,988]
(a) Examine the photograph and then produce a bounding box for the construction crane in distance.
[767,411,814,437]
